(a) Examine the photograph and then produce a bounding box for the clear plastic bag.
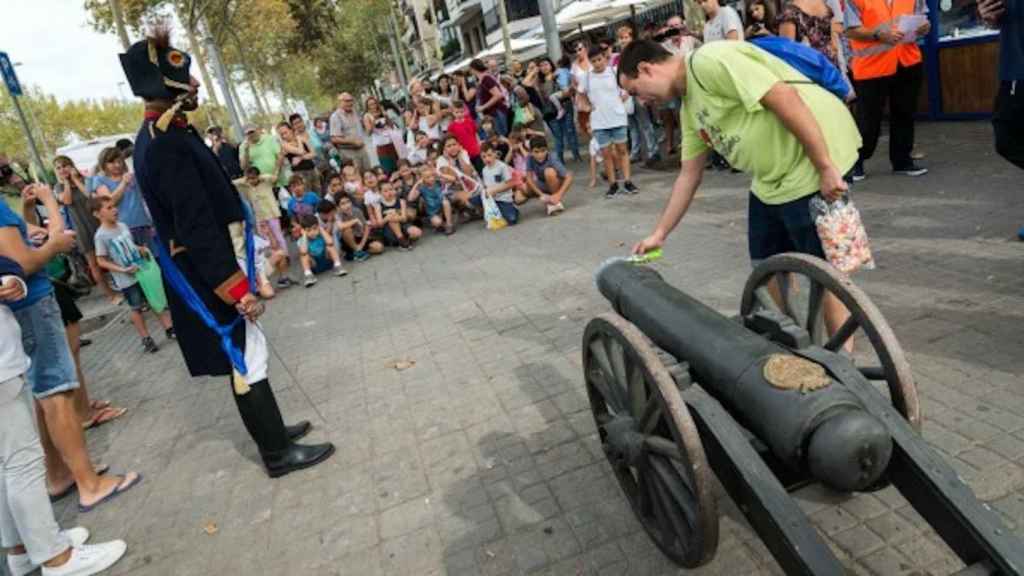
[809,194,876,273]
[482,193,507,231]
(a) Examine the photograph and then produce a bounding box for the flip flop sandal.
[78,473,143,513]
[49,464,110,502]
[90,400,111,411]
[83,406,128,430]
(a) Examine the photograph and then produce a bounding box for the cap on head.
[118,24,193,101]
[244,125,258,135]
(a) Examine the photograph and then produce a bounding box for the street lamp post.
[496,0,513,64]
[1,56,46,176]
[12,63,50,159]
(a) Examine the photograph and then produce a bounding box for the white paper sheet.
[897,14,928,43]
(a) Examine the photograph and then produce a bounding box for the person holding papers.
[844,0,931,180]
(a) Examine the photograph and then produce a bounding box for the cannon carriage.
[582,253,1023,575]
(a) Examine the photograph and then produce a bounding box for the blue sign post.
[0,51,45,176]
[0,51,23,97]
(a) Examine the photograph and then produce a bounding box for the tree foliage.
[5,0,411,164]
[0,86,230,165]
[313,0,392,97]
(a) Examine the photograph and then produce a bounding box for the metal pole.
[427,0,444,65]
[22,99,50,158]
[11,64,50,158]
[386,9,409,86]
[496,0,513,64]
[201,17,244,141]
[4,89,45,178]
[538,0,562,62]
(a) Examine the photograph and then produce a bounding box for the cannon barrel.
[596,261,892,491]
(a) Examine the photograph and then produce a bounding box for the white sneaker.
[7,527,91,576]
[303,274,317,288]
[332,264,348,277]
[42,540,127,576]
[546,202,565,216]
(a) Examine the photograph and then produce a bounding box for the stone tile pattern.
[27,124,1024,575]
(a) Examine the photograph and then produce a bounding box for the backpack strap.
[687,47,707,93]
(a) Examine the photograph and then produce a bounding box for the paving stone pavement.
[21,122,1024,576]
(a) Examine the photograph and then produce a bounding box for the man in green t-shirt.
[239,126,285,187]
[618,39,862,339]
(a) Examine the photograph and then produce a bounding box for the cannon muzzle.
[595,260,891,491]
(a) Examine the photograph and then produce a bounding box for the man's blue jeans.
[628,104,659,161]
[546,102,581,164]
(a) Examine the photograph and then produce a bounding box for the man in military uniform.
[118,27,334,478]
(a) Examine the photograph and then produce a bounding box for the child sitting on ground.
[361,170,383,226]
[412,165,455,235]
[470,143,522,225]
[525,136,573,216]
[378,181,422,250]
[286,174,321,219]
[407,131,431,166]
[342,163,364,201]
[91,196,174,353]
[324,173,346,205]
[252,228,292,298]
[332,196,384,261]
[390,160,420,221]
[296,213,346,287]
[436,135,481,215]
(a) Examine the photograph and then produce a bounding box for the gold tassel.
[232,370,251,395]
[154,99,184,132]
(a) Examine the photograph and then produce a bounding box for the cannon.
[583,253,1024,574]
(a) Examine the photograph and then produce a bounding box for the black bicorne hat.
[119,35,193,101]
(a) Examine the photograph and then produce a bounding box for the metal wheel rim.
[739,253,921,431]
[582,313,719,568]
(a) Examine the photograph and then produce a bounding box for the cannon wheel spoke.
[587,340,627,413]
[582,313,719,568]
[740,253,921,431]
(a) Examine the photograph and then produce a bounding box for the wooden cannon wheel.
[582,313,719,568]
[739,253,921,431]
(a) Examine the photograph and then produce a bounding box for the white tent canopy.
[556,0,616,29]
[477,37,546,59]
[442,56,474,75]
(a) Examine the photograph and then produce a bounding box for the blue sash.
[153,201,258,375]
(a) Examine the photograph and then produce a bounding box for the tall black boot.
[232,379,334,478]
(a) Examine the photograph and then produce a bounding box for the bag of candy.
[809,194,876,273]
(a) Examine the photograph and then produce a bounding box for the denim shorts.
[593,126,628,149]
[747,192,827,263]
[12,294,80,399]
[121,282,147,311]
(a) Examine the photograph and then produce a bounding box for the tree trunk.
[229,81,248,124]
[109,0,131,50]
[180,11,222,108]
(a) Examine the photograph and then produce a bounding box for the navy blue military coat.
[133,118,251,378]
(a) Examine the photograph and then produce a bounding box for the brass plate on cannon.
[763,355,831,393]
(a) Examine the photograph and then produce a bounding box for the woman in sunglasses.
[569,40,594,141]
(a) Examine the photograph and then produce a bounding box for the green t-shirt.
[240,134,284,186]
[680,42,861,205]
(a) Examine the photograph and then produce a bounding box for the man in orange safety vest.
[844,0,932,180]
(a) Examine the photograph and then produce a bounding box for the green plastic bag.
[134,257,167,313]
